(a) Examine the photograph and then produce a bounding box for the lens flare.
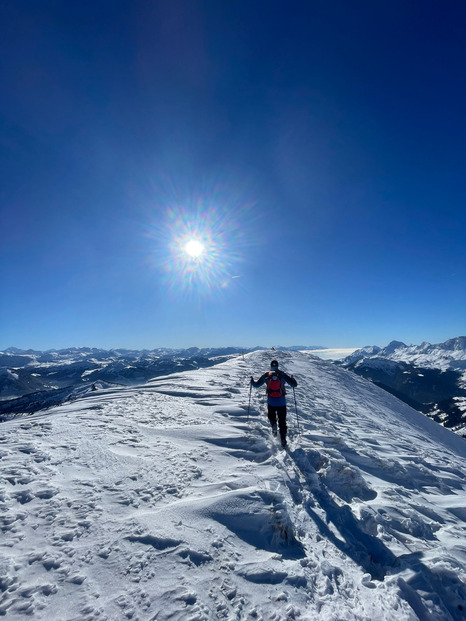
[147,191,258,299]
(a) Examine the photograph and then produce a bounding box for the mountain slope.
[1,351,465,620]
[339,337,466,436]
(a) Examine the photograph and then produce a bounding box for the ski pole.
[247,382,252,422]
[292,385,301,433]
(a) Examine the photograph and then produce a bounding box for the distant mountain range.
[3,340,464,437]
[0,345,324,419]
[337,337,466,437]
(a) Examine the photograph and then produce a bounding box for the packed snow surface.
[1,351,466,620]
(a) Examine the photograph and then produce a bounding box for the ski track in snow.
[1,351,466,620]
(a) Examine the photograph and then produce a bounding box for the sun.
[149,200,248,295]
[184,239,205,258]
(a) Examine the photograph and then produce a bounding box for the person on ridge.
[250,360,298,448]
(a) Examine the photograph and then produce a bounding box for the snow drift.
[1,350,465,620]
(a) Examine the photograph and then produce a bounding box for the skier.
[250,359,298,448]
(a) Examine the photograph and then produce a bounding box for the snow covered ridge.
[0,346,324,416]
[0,350,465,620]
[338,337,466,437]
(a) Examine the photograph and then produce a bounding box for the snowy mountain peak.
[338,345,381,366]
[442,336,466,351]
[1,350,465,620]
[380,340,408,355]
[343,336,466,371]
[339,337,466,436]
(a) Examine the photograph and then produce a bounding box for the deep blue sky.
[1,0,465,350]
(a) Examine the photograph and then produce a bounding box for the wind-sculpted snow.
[0,351,465,620]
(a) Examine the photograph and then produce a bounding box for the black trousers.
[267,404,287,441]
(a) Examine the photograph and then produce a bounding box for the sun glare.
[148,195,253,297]
[184,239,205,258]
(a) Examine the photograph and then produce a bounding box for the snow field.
[0,350,465,620]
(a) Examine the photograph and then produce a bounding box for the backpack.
[266,371,286,398]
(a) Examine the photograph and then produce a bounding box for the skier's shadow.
[288,450,466,620]
[303,484,397,581]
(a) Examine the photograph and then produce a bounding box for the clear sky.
[1,1,465,351]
